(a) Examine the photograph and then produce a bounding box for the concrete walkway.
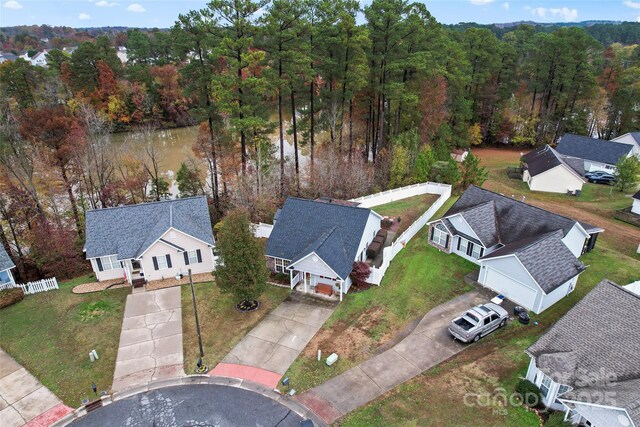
[111,287,184,392]
[297,291,485,424]
[212,298,336,388]
[0,349,72,427]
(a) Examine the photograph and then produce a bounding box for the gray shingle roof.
[522,145,585,178]
[633,190,640,200]
[628,132,640,144]
[0,246,15,271]
[84,196,214,260]
[555,133,632,166]
[459,201,499,247]
[528,280,640,424]
[265,198,373,280]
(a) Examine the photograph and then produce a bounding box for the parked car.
[585,170,612,179]
[448,303,508,343]
[587,172,617,185]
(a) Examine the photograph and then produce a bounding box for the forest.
[1,0,639,282]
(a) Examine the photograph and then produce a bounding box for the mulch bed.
[72,279,128,294]
[235,299,260,312]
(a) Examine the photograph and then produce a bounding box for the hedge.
[0,288,25,309]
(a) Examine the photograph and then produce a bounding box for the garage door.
[482,267,538,311]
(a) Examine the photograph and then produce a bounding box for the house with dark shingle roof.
[427,186,602,313]
[522,145,585,194]
[524,279,640,427]
[0,246,16,287]
[265,197,382,301]
[632,190,640,215]
[612,132,640,157]
[555,133,635,173]
[84,196,215,284]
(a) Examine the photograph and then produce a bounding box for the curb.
[51,375,327,427]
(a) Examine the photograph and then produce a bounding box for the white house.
[265,197,382,301]
[632,190,640,215]
[525,279,640,427]
[116,46,128,63]
[427,186,603,313]
[451,148,469,163]
[0,246,16,287]
[84,196,215,285]
[28,50,48,67]
[555,133,635,173]
[612,132,640,157]
[522,145,585,194]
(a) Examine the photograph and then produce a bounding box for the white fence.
[349,182,452,208]
[365,183,452,285]
[0,278,59,295]
[252,222,274,238]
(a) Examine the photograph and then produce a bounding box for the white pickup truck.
[448,303,508,343]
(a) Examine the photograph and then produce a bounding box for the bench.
[316,283,333,296]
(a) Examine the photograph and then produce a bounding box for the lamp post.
[189,269,208,373]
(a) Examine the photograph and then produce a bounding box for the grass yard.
[283,229,477,392]
[372,194,440,237]
[0,273,128,407]
[181,282,290,373]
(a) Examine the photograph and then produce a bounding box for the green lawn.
[181,282,290,373]
[0,274,128,407]
[372,194,440,237]
[283,228,477,392]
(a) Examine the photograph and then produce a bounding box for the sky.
[1,0,639,28]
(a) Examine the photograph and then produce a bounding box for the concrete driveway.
[215,299,335,387]
[112,287,184,392]
[298,291,486,423]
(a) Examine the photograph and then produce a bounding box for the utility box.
[326,353,338,366]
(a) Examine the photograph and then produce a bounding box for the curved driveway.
[69,384,303,427]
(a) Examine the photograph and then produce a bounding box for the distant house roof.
[527,280,640,425]
[555,133,632,166]
[84,196,214,260]
[266,198,372,280]
[0,52,18,61]
[0,246,15,272]
[633,190,640,200]
[522,145,584,179]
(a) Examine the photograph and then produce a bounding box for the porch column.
[305,273,308,293]
[339,280,343,302]
[289,268,294,290]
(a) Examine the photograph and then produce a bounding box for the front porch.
[288,270,347,301]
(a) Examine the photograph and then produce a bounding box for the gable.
[289,252,341,279]
[556,134,632,165]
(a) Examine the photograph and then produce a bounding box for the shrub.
[381,218,393,229]
[545,412,571,427]
[366,242,381,259]
[0,288,25,309]
[515,379,542,407]
[350,261,371,287]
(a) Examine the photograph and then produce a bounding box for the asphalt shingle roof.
[633,190,640,200]
[522,145,584,178]
[84,196,214,260]
[266,198,373,280]
[0,246,15,271]
[527,280,640,424]
[555,133,632,166]
[459,201,499,247]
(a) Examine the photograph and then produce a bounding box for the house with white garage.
[555,133,636,173]
[612,132,640,157]
[0,246,16,287]
[84,196,215,286]
[266,197,382,301]
[525,279,640,427]
[522,145,585,194]
[427,185,603,313]
[631,190,640,215]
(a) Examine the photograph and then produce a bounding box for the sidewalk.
[0,349,73,427]
[297,291,485,424]
[111,287,184,392]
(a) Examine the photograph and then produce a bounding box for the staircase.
[132,277,146,288]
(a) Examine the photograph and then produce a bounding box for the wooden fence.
[0,277,59,295]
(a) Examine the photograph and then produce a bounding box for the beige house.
[84,197,215,285]
[522,145,585,194]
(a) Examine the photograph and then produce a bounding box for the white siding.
[290,252,340,279]
[561,224,589,257]
[355,211,382,262]
[139,229,214,281]
[447,214,481,241]
[632,198,640,215]
[584,160,616,173]
[535,275,578,314]
[527,165,584,194]
[479,257,540,312]
[450,236,482,265]
[90,257,126,282]
[612,133,640,156]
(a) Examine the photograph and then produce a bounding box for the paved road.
[69,384,303,427]
[0,348,72,427]
[112,287,184,392]
[297,291,486,424]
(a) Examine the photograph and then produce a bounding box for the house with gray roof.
[84,196,215,285]
[522,145,585,194]
[427,186,602,313]
[632,190,640,216]
[555,133,636,173]
[265,197,382,301]
[612,132,640,157]
[525,279,640,427]
[0,246,16,287]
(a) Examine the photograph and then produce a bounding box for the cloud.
[623,1,640,9]
[528,6,578,22]
[502,2,509,10]
[3,0,23,9]
[126,3,145,12]
[469,0,495,4]
[79,13,91,20]
[96,1,117,6]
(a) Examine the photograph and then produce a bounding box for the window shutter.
[444,234,449,248]
[430,226,435,241]
[183,252,189,265]
[467,243,473,256]
[457,238,461,251]
[152,256,159,270]
[480,248,485,258]
[196,249,202,263]
[96,258,103,272]
[166,254,172,268]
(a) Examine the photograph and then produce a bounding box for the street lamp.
[189,269,208,374]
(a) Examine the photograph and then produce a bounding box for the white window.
[187,250,199,264]
[157,255,169,270]
[540,374,552,398]
[432,224,449,247]
[471,244,482,259]
[459,238,468,254]
[99,255,121,270]
[274,258,290,273]
[557,384,570,396]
